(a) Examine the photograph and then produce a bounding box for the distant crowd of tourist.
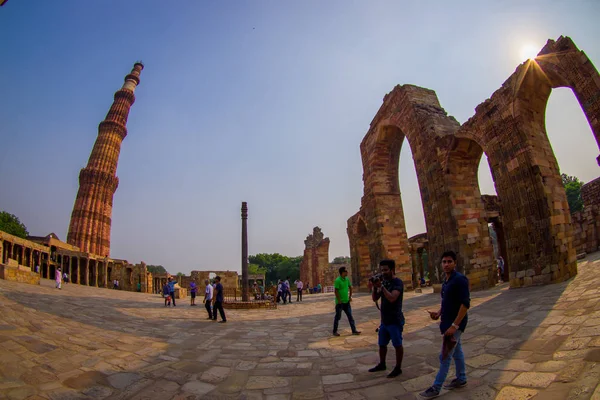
[161,276,227,323]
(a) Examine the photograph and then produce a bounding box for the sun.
[520,44,539,61]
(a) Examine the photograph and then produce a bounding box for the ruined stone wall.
[0,262,40,285]
[581,177,600,207]
[571,207,600,255]
[299,227,330,286]
[179,270,239,290]
[323,263,351,287]
[347,214,372,290]
[572,177,600,255]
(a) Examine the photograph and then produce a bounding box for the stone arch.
[441,136,496,288]
[354,85,461,288]
[453,37,599,286]
[349,36,598,289]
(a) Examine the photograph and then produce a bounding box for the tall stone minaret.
[67,62,144,256]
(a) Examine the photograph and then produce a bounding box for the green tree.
[562,173,584,213]
[0,211,29,239]
[331,256,351,264]
[248,253,302,285]
[248,263,267,275]
[176,272,185,277]
[146,265,168,274]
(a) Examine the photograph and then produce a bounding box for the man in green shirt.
[333,266,361,336]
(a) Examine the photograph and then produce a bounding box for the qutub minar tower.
[67,62,144,256]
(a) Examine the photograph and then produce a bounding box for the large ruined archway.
[349,36,599,290]
[349,85,461,288]
[456,38,600,286]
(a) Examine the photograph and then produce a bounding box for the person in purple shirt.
[163,282,171,307]
[212,276,227,323]
[189,281,197,306]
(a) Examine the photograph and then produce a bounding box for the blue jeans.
[333,303,357,333]
[433,330,466,391]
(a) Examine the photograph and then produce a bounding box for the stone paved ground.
[1,255,600,400]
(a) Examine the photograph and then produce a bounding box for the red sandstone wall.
[572,177,600,255]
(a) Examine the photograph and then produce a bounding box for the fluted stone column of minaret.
[67,62,144,256]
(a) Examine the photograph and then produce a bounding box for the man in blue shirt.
[212,276,227,323]
[167,277,176,307]
[420,250,470,398]
[368,259,404,378]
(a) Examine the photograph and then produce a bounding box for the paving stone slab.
[181,380,217,396]
[466,353,502,368]
[511,372,556,388]
[322,374,354,385]
[106,372,141,390]
[495,386,538,399]
[247,376,291,390]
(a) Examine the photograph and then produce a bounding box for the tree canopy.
[562,173,584,213]
[0,211,29,239]
[331,256,351,264]
[248,253,302,285]
[146,265,168,275]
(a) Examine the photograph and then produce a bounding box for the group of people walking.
[162,276,227,323]
[332,251,471,398]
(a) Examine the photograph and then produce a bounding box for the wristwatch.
[451,323,459,329]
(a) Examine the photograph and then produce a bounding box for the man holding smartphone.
[420,250,470,398]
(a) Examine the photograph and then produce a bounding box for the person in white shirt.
[295,279,304,302]
[276,281,283,303]
[204,280,214,319]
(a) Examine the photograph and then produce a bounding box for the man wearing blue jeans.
[420,250,470,398]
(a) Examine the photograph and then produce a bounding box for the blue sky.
[1,1,599,274]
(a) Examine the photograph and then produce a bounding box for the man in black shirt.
[368,259,404,378]
[420,250,470,398]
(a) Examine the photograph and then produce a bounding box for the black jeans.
[297,288,303,302]
[205,299,212,318]
[333,302,357,333]
[170,292,176,306]
[213,301,226,321]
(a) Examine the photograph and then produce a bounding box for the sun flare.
[520,44,539,61]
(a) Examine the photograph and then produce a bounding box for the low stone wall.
[571,177,600,256]
[572,206,600,255]
[0,263,40,285]
[581,177,600,207]
[223,301,276,310]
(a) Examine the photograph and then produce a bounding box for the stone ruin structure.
[348,36,599,291]
[178,270,240,291]
[408,233,429,284]
[1,230,154,293]
[572,177,600,255]
[323,262,350,287]
[299,227,330,287]
[67,63,144,257]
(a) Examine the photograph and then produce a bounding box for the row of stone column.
[1,240,46,272]
[57,254,112,288]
